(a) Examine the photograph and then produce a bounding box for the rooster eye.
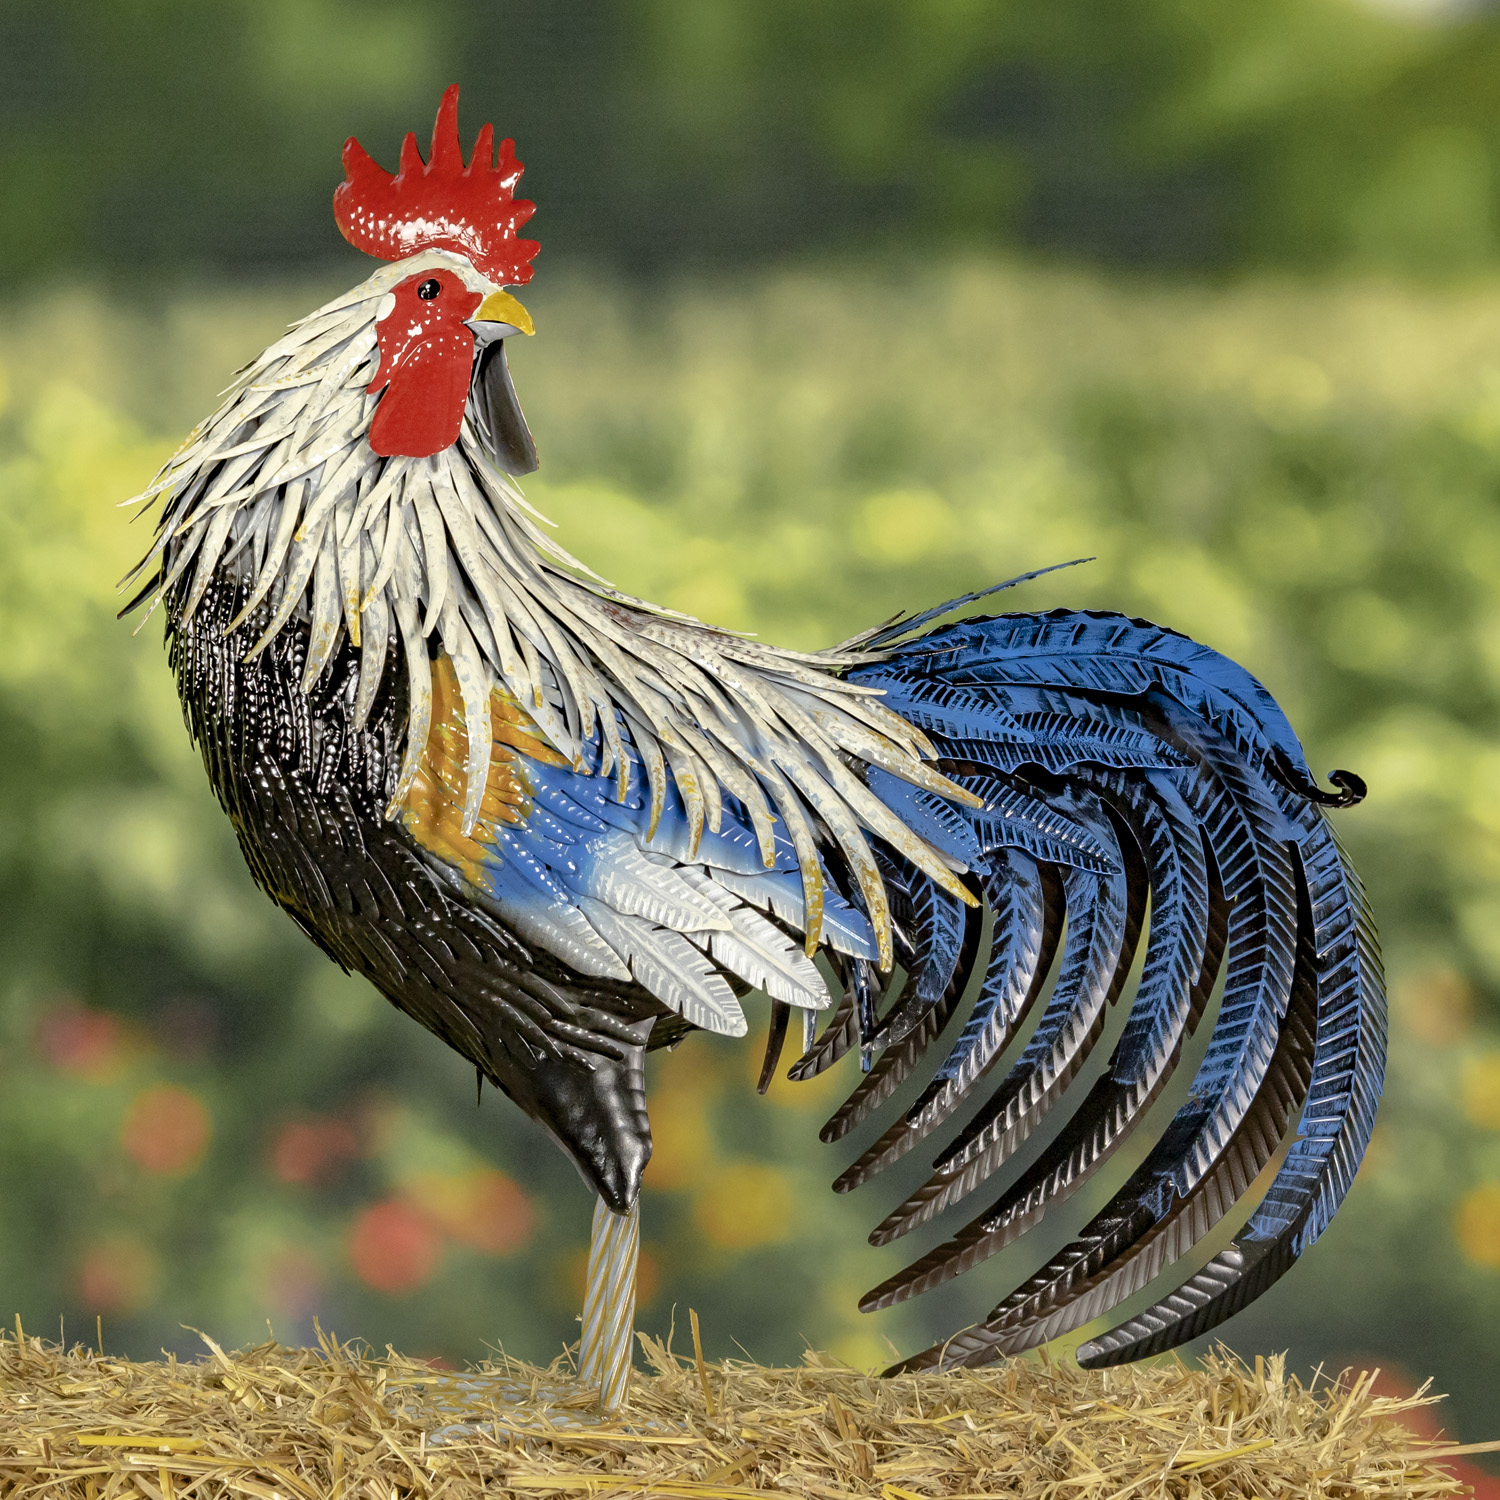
[417,278,442,300]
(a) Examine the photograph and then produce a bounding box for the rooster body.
[128,89,1385,1376]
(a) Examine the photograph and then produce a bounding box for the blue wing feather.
[896,609,1344,800]
[412,724,874,1030]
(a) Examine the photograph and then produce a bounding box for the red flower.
[36,1004,128,1079]
[406,1168,535,1255]
[121,1085,211,1176]
[348,1200,443,1294]
[269,1117,359,1186]
[76,1237,157,1314]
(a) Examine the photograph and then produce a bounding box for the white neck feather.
[126,256,974,965]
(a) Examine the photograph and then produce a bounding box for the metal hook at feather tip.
[1314,766,1368,807]
[1271,750,1369,808]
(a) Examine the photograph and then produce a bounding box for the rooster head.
[339,84,539,464]
[366,269,533,460]
[126,84,561,827]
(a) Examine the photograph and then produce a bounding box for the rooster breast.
[171,568,664,1210]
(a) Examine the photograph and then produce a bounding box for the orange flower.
[76,1236,157,1314]
[121,1085,211,1176]
[36,1003,129,1080]
[405,1168,535,1255]
[269,1117,360,1185]
[349,1200,443,1294]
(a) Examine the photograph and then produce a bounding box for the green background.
[4,0,1500,1476]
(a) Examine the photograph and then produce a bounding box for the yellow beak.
[473,289,535,337]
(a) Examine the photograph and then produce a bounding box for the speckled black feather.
[168,571,678,1212]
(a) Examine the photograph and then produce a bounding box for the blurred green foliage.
[3,261,1500,1449]
[8,0,1500,280]
[2,0,1500,1475]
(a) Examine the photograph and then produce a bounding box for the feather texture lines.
[129,247,1383,1369]
[816,610,1383,1374]
[124,253,972,964]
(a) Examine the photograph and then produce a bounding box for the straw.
[0,1324,1491,1499]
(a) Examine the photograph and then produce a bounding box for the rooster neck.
[128,263,972,966]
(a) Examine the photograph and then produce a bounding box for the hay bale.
[0,1324,1491,1498]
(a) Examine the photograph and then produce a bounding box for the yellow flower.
[694,1162,796,1250]
[1454,1184,1500,1269]
[1461,1054,1500,1131]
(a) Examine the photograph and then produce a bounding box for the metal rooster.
[125,88,1385,1405]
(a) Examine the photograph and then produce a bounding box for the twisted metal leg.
[578,1196,639,1411]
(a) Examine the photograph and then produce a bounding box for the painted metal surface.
[367,269,483,457]
[579,1198,640,1411]
[335,85,539,287]
[123,87,1387,1377]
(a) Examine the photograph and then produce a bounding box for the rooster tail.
[802,608,1382,1370]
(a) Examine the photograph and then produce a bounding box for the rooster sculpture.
[125,88,1385,1407]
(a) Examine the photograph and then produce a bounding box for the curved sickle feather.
[887,729,1311,1369]
[890,863,1320,1370]
[1074,808,1383,1366]
[819,853,986,1144]
[827,850,1057,1172]
[860,771,1214,1311]
[852,808,1136,1219]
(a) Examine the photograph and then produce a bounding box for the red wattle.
[368,270,484,458]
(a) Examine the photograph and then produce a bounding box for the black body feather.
[170,572,670,1212]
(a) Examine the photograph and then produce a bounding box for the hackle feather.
[123,250,974,964]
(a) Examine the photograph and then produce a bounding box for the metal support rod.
[578,1196,639,1411]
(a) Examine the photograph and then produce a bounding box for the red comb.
[333,85,539,286]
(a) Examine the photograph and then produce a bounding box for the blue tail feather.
[805,607,1384,1370]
